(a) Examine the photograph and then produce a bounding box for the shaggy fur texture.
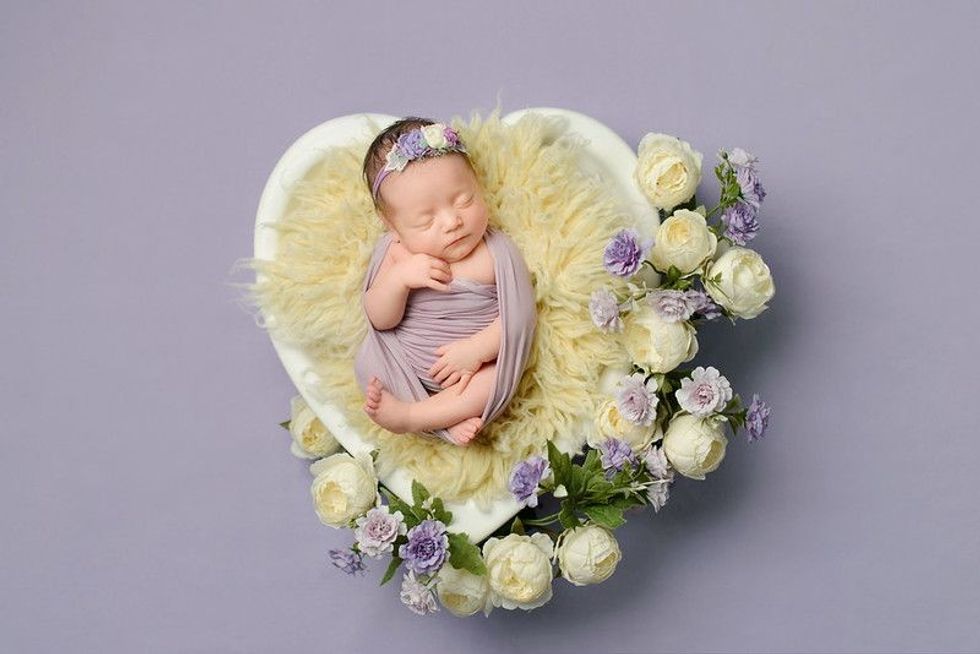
[247,108,632,507]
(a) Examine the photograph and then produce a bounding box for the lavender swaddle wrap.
[354,226,536,443]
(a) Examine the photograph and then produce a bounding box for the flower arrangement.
[279,132,775,617]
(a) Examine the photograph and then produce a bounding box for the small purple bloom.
[589,287,623,332]
[603,228,650,277]
[400,571,439,615]
[329,548,367,575]
[721,201,760,246]
[643,446,674,481]
[399,519,449,576]
[509,455,550,508]
[397,130,429,159]
[443,125,460,147]
[735,165,767,209]
[615,373,659,426]
[684,289,722,321]
[599,437,638,476]
[745,394,771,443]
[354,506,407,558]
[648,289,695,323]
[675,366,733,417]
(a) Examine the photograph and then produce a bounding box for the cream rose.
[557,525,622,586]
[288,395,340,459]
[634,133,703,211]
[310,451,379,528]
[588,398,660,451]
[650,209,718,275]
[436,565,493,617]
[662,414,728,480]
[704,246,775,319]
[421,124,449,149]
[482,533,554,611]
[623,304,699,374]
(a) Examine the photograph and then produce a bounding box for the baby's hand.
[394,251,453,292]
[429,339,483,394]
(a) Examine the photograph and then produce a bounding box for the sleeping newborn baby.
[354,117,536,446]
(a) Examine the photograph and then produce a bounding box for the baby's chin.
[436,235,478,262]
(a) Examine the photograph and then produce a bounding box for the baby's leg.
[362,364,496,440]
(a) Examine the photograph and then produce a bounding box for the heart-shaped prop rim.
[254,108,658,543]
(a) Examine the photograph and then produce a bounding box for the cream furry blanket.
[248,109,632,507]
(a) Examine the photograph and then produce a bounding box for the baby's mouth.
[448,234,467,246]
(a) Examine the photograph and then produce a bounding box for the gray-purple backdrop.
[3,2,978,652]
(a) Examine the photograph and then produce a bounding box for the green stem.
[522,512,561,527]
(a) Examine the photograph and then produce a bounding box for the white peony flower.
[704,246,775,319]
[436,565,494,617]
[288,395,341,460]
[662,414,728,480]
[400,571,439,615]
[309,451,379,527]
[557,526,622,586]
[623,304,699,374]
[650,209,718,275]
[421,123,450,149]
[634,133,703,211]
[482,533,554,611]
[589,398,660,452]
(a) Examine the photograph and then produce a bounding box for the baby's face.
[377,154,489,263]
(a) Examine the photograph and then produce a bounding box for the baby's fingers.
[425,279,451,292]
[442,371,461,388]
[454,372,473,395]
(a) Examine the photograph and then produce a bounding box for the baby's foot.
[362,378,413,434]
[363,377,382,414]
[447,417,483,446]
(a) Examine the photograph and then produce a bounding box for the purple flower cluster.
[399,519,449,575]
[745,394,771,442]
[396,130,429,159]
[722,147,766,245]
[603,228,651,277]
[509,455,550,508]
[684,289,722,321]
[649,289,695,323]
[329,548,367,576]
[599,437,638,476]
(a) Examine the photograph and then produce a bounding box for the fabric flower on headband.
[372,122,467,199]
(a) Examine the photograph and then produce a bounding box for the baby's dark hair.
[362,116,474,216]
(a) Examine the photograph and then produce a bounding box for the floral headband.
[371,122,468,200]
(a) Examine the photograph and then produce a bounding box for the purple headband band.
[371,122,468,201]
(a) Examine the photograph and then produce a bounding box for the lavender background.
[3,2,979,652]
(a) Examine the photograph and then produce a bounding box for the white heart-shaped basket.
[254,108,658,542]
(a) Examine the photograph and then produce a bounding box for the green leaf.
[380,556,402,586]
[546,440,572,488]
[411,479,430,507]
[510,516,525,535]
[279,420,291,430]
[582,504,626,530]
[558,502,580,530]
[380,487,418,527]
[430,497,453,525]
[447,532,487,576]
[582,449,601,477]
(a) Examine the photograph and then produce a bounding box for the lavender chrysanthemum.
[684,289,722,321]
[647,480,671,513]
[603,228,650,277]
[508,455,550,508]
[443,126,460,147]
[675,366,733,417]
[589,287,623,333]
[400,571,439,616]
[735,165,767,209]
[721,201,760,246]
[599,437,638,476]
[649,289,695,323]
[745,394,771,443]
[615,373,659,426]
[329,548,367,576]
[397,130,429,159]
[353,506,407,558]
[643,446,674,481]
[399,519,449,576]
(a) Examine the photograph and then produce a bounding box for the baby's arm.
[363,245,454,330]
[469,315,501,363]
